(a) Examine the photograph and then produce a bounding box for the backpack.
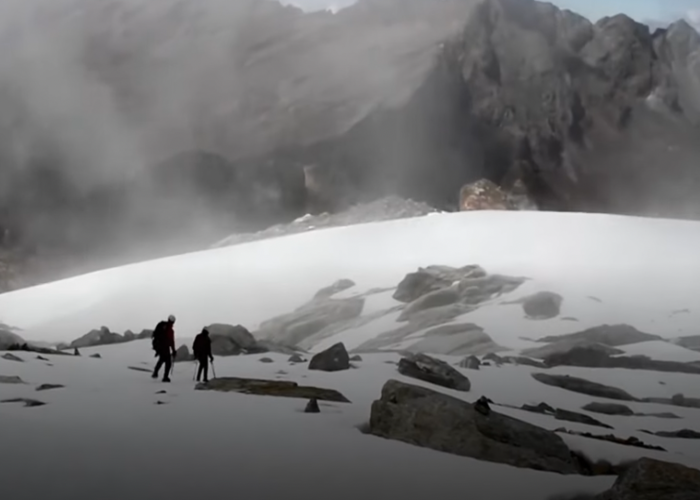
[152,321,167,351]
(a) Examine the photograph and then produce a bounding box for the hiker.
[192,327,214,383]
[152,314,177,382]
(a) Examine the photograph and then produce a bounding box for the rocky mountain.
[0,0,699,290]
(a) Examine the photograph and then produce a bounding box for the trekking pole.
[211,359,217,379]
[192,361,198,381]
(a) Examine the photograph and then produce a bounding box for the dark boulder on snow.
[304,398,321,413]
[582,402,635,416]
[195,376,350,403]
[288,354,306,363]
[642,393,700,409]
[308,342,350,372]
[259,357,274,363]
[349,354,363,362]
[207,324,263,356]
[174,345,193,362]
[89,353,102,359]
[0,375,25,384]
[36,383,64,391]
[1,352,23,362]
[555,429,666,454]
[545,347,700,374]
[458,355,481,370]
[398,353,471,391]
[1,397,46,407]
[70,326,127,349]
[537,325,663,347]
[313,279,356,300]
[368,379,582,474]
[522,340,625,360]
[553,408,613,429]
[520,291,563,319]
[591,457,700,499]
[642,429,700,439]
[532,373,638,401]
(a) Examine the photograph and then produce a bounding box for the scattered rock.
[544,347,700,374]
[517,291,563,319]
[36,355,48,361]
[555,429,665,452]
[89,353,102,359]
[582,402,634,416]
[308,342,350,372]
[1,398,46,407]
[304,398,321,413]
[538,324,662,346]
[642,393,700,409]
[313,279,356,300]
[368,379,582,474]
[156,390,167,394]
[1,352,23,362]
[128,366,152,373]
[522,340,625,360]
[398,353,471,391]
[531,373,637,401]
[349,354,363,362]
[561,317,579,322]
[70,326,128,349]
[522,402,556,414]
[156,401,167,405]
[276,370,288,375]
[8,343,71,356]
[554,408,613,429]
[195,377,350,403]
[0,375,25,384]
[259,357,274,363]
[288,354,305,363]
[642,429,700,439]
[36,383,64,391]
[505,356,547,368]
[592,457,700,499]
[458,355,481,370]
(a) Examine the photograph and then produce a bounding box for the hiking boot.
[151,372,158,379]
[203,378,208,383]
[162,377,171,383]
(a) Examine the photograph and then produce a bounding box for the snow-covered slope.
[0,211,699,350]
[2,211,700,500]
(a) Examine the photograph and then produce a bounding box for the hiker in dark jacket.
[152,314,177,382]
[192,328,214,383]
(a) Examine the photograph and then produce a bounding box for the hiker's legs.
[197,357,208,382]
[162,353,172,382]
[153,353,165,377]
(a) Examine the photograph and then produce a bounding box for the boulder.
[458,179,510,210]
[532,373,638,401]
[520,291,563,319]
[313,279,355,300]
[89,353,102,359]
[0,375,25,384]
[538,325,663,347]
[349,354,362,362]
[545,347,700,374]
[592,457,700,499]
[582,402,634,416]
[522,340,625,360]
[554,408,612,429]
[404,323,505,356]
[207,324,260,356]
[308,343,350,372]
[1,352,22,362]
[397,287,461,321]
[259,357,274,363]
[458,355,481,370]
[398,353,471,391]
[368,379,582,474]
[304,398,321,413]
[70,326,126,348]
[288,354,305,363]
[644,429,700,439]
[393,265,489,303]
[1,397,46,407]
[174,344,193,362]
[195,377,350,403]
[36,383,64,391]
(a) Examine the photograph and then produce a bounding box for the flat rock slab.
[532,373,638,401]
[36,383,65,392]
[195,377,351,403]
[0,375,25,384]
[1,398,46,407]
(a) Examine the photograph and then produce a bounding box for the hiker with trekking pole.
[192,327,214,383]
[151,315,177,383]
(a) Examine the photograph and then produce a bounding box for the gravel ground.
[212,196,441,248]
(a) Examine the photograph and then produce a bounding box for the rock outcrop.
[368,379,583,474]
[195,377,350,403]
[398,353,471,391]
[537,325,663,347]
[592,457,700,499]
[0,329,24,350]
[544,347,700,374]
[532,373,638,401]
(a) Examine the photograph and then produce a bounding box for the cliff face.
[0,0,699,289]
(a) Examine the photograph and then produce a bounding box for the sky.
[285,0,700,29]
